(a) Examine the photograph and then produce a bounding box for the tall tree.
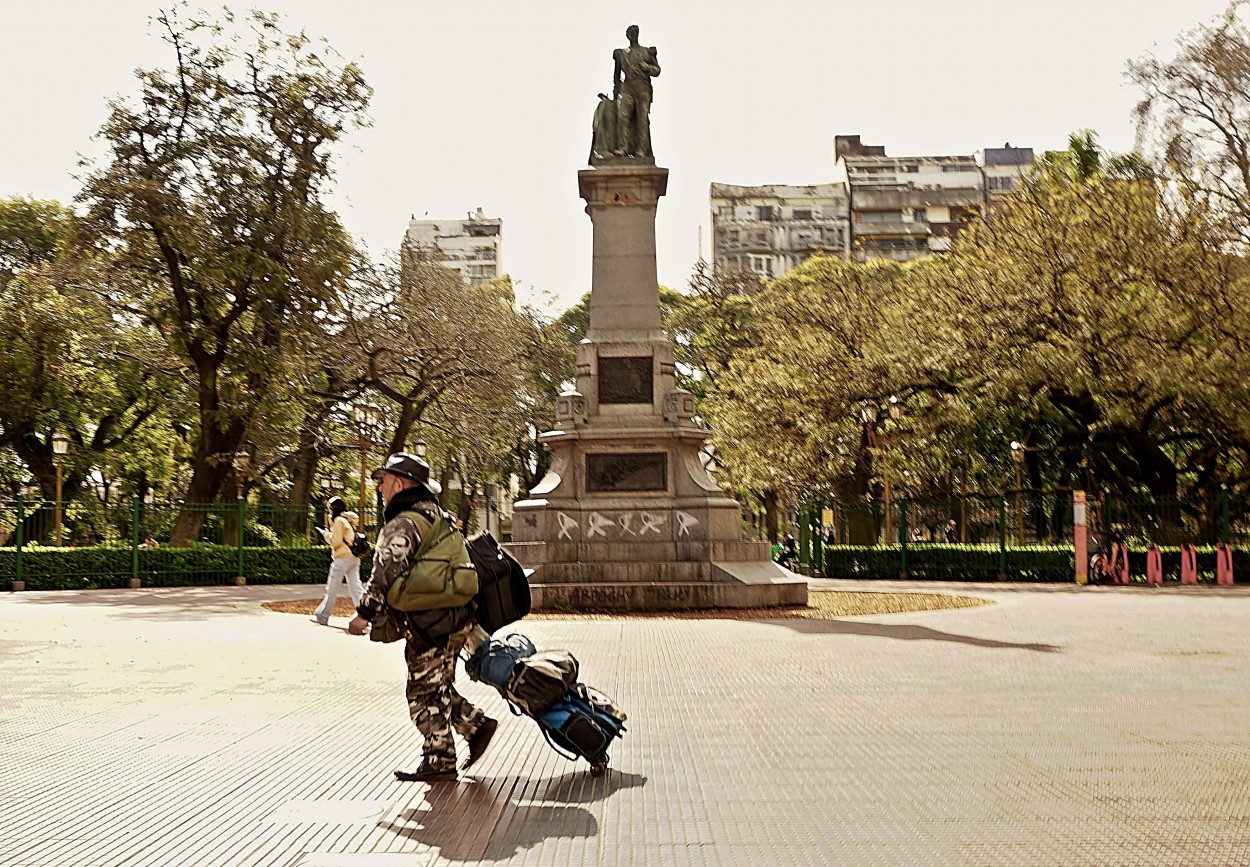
[0,198,175,539]
[74,8,371,544]
[347,256,535,494]
[1130,0,1250,243]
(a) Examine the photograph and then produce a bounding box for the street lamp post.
[232,450,251,500]
[954,448,969,543]
[862,397,904,544]
[352,402,381,522]
[51,433,69,546]
[1010,440,1025,545]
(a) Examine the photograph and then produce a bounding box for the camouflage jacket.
[356,488,472,649]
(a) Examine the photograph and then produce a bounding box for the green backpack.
[386,508,479,612]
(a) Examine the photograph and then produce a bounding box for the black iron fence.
[790,490,1246,583]
[0,496,353,590]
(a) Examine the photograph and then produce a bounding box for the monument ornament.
[589,24,660,165]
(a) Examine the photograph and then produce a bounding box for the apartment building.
[708,183,850,279]
[401,207,502,285]
[709,136,1034,272]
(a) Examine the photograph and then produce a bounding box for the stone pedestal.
[510,164,805,610]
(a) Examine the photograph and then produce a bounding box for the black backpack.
[465,532,531,633]
[348,531,371,558]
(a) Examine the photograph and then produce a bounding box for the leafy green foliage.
[74,8,372,543]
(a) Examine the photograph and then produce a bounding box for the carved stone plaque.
[586,452,667,493]
[598,356,653,404]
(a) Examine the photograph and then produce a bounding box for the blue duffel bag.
[536,683,627,766]
[465,632,536,690]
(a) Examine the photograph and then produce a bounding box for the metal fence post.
[998,495,1008,580]
[899,499,909,579]
[14,495,24,590]
[812,500,824,575]
[130,496,141,588]
[235,497,246,586]
[798,502,810,571]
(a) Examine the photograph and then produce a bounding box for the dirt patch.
[262,591,991,621]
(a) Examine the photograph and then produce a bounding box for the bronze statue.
[590,92,618,164]
[609,25,660,161]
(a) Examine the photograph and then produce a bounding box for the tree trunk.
[170,416,244,546]
[285,427,321,539]
[761,489,780,543]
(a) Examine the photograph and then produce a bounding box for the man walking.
[311,496,363,626]
[348,453,497,782]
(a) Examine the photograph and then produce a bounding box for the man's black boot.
[462,718,498,770]
[395,760,457,783]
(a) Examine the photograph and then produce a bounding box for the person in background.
[776,533,798,567]
[312,496,363,625]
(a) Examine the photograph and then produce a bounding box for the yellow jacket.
[322,512,360,559]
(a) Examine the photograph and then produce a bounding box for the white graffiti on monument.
[675,511,699,537]
[587,512,614,538]
[637,512,665,535]
[556,512,579,540]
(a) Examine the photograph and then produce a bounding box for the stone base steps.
[532,571,808,611]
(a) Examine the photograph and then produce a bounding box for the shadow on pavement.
[532,769,647,803]
[10,586,313,620]
[380,769,644,860]
[773,617,1062,652]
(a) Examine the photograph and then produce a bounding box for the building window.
[987,176,1016,191]
[859,210,903,223]
[912,208,929,223]
[717,205,734,217]
[757,205,777,221]
[902,165,919,173]
[791,208,812,220]
[941,164,979,173]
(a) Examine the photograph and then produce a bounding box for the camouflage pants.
[404,622,487,771]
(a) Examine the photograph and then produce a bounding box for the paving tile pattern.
[2,583,1249,865]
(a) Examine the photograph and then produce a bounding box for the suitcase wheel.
[590,758,608,777]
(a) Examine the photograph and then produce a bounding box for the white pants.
[313,557,363,622]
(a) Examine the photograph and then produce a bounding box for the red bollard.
[1217,543,1235,586]
[1146,545,1162,585]
[1113,543,1130,585]
[1180,543,1198,585]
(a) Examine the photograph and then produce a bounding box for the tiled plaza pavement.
[2,581,1250,866]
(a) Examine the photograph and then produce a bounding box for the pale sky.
[0,0,1230,314]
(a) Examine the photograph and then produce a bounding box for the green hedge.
[820,544,1073,582]
[0,545,360,590]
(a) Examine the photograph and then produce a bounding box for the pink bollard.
[1216,543,1235,586]
[1146,545,1162,585]
[1113,544,1130,585]
[1180,544,1198,585]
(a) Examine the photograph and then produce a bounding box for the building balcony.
[852,187,982,209]
[852,221,930,238]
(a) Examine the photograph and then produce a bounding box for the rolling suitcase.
[464,634,627,776]
[534,683,627,777]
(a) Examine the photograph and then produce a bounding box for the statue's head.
[626,24,639,42]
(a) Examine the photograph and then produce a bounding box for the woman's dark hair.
[328,496,346,518]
